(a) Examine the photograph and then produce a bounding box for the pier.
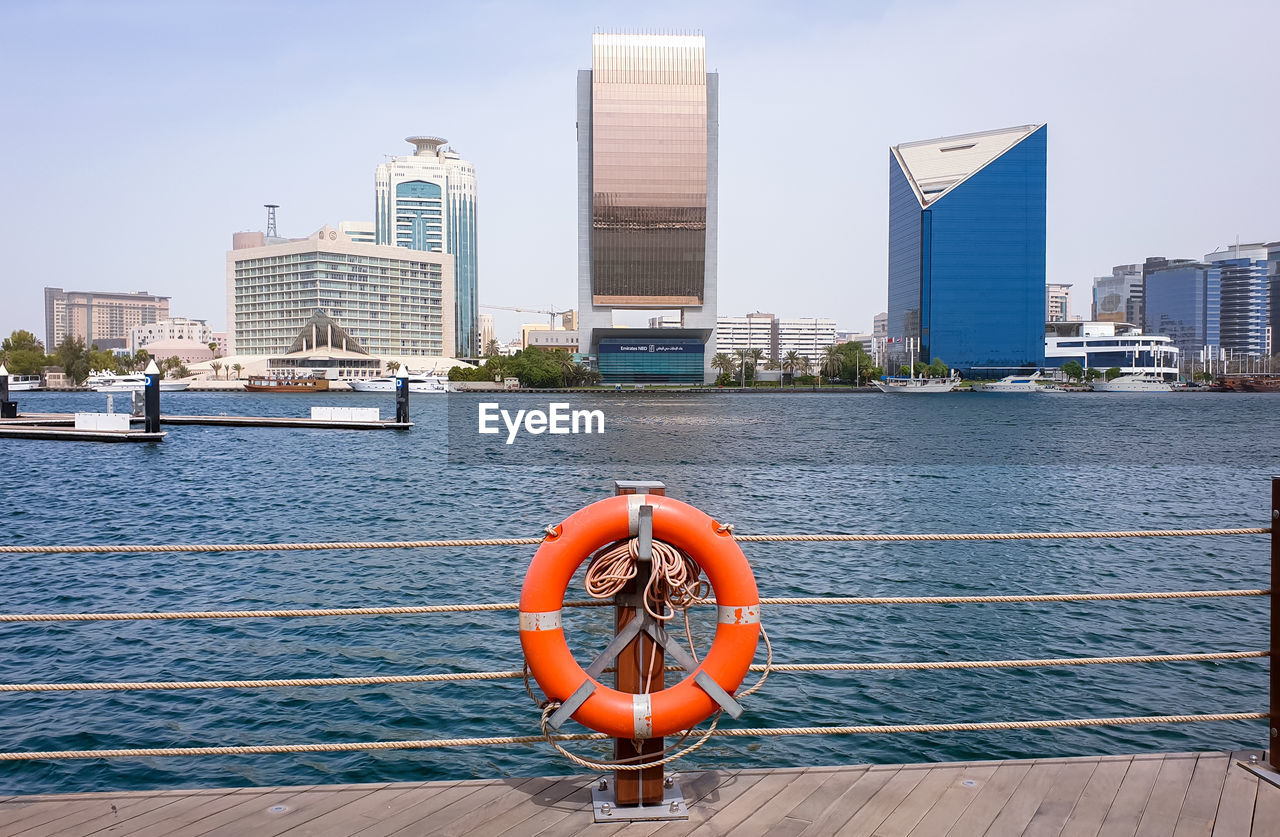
[1,751,1274,835]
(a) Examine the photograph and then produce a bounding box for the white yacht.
[6,374,43,391]
[873,374,960,394]
[91,373,188,393]
[1089,372,1173,393]
[349,375,450,393]
[972,372,1043,393]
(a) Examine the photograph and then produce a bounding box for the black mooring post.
[1271,476,1279,770]
[0,363,14,419]
[395,368,409,424]
[144,360,161,434]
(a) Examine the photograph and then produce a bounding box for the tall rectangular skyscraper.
[577,33,718,383]
[887,125,1047,374]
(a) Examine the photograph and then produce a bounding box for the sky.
[1,0,1276,345]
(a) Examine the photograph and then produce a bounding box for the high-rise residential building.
[129,317,214,353]
[1205,244,1270,357]
[375,137,477,358]
[887,124,1047,373]
[1046,283,1072,322]
[777,318,838,369]
[715,314,779,364]
[1143,260,1218,357]
[1091,264,1142,323]
[577,33,718,384]
[226,225,454,357]
[44,288,170,351]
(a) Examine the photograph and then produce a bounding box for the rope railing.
[0,651,1265,693]
[0,711,1265,762]
[0,526,1267,554]
[0,589,1266,623]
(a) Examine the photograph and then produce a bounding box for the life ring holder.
[519,494,761,739]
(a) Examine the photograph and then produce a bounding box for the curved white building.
[376,137,477,358]
[1045,321,1179,379]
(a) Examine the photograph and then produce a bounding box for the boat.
[244,375,330,393]
[1089,371,1173,392]
[6,374,43,392]
[873,375,960,394]
[972,372,1043,393]
[91,373,188,392]
[349,375,450,393]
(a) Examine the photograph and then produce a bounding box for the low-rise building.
[1045,321,1179,378]
[130,317,214,353]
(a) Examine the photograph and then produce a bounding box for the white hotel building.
[226,226,454,359]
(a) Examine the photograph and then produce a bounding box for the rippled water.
[0,390,1276,794]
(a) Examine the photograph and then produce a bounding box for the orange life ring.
[520,494,760,739]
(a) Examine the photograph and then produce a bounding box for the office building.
[1270,242,1280,355]
[1205,244,1270,357]
[577,33,718,383]
[1046,283,1071,322]
[715,314,778,364]
[1143,260,1218,357]
[1091,264,1143,324]
[339,221,376,244]
[778,318,837,369]
[44,288,170,351]
[226,224,454,358]
[887,124,1047,374]
[375,136,478,357]
[129,318,215,353]
[478,313,495,353]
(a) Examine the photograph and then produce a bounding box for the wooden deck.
[0,750,1273,836]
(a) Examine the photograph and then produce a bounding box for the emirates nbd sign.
[600,341,702,354]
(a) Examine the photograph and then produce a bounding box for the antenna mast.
[264,204,279,238]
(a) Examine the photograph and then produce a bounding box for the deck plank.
[1060,758,1133,837]
[904,763,1000,837]
[1134,754,1199,837]
[1097,755,1165,837]
[1019,757,1099,837]
[273,782,441,837]
[941,759,1035,836]
[832,765,931,835]
[871,764,969,836]
[731,768,842,837]
[1251,775,1280,837]
[784,766,870,826]
[91,789,273,837]
[1211,751,1260,837]
[982,760,1066,837]
[800,766,901,835]
[650,770,771,836]
[1171,754,1229,837]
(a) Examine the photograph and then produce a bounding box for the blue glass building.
[1205,245,1270,357]
[887,125,1046,374]
[1144,261,1219,358]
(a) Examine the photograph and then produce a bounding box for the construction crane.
[479,304,572,329]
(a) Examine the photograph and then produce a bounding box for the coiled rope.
[0,589,1264,623]
[0,526,1266,554]
[0,711,1263,762]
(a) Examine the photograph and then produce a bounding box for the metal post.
[612,480,666,806]
[395,366,409,424]
[144,359,161,434]
[0,362,14,419]
[1272,476,1279,770]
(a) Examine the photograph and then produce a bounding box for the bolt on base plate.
[590,777,688,822]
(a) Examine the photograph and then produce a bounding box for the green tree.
[386,360,401,374]
[821,345,842,381]
[711,352,736,379]
[0,329,47,375]
[208,341,221,358]
[782,350,802,386]
[1061,360,1084,382]
[1085,367,1104,382]
[926,358,949,378]
[231,362,244,380]
[484,338,501,357]
[210,361,223,380]
[172,362,191,379]
[1105,366,1123,381]
[87,345,121,375]
[53,335,91,385]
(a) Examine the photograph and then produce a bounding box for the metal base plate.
[590,778,688,822]
[1236,756,1280,790]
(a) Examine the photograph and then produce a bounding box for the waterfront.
[0,391,1276,796]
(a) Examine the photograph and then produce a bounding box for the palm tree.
[231,363,243,380]
[797,356,813,385]
[711,352,735,381]
[386,360,401,374]
[210,361,222,381]
[745,348,764,387]
[822,345,842,382]
[782,350,802,387]
[484,338,501,357]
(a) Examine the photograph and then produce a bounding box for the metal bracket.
[1236,756,1280,789]
[636,504,653,561]
[641,622,745,719]
[613,480,666,496]
[591,776,687,822]
[547,679,597,731]
[585,616,644,680]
